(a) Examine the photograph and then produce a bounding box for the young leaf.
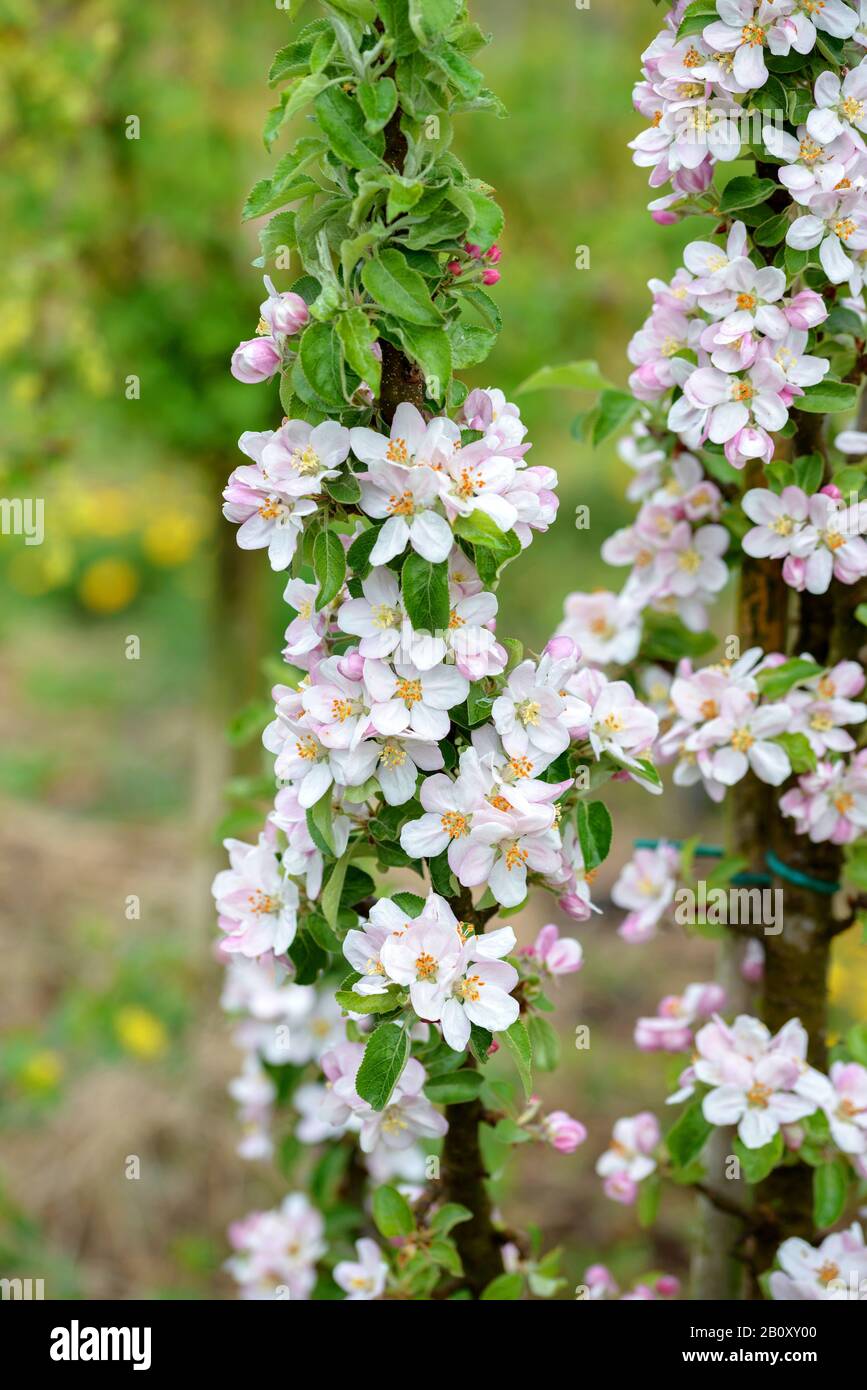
[813,1158,849,1229]
[409,0,461,46]
[402,552,450,631]
[372,1183,415,1238]
[424,1069,484,1104]
[718,176,778,214]
[501,1019,533,1100]
[666,1098,712,1168]
[356,1022,411,1110]
[756,658,823,699]
[357,76,398,133]
[734,1133,783,1184]
[795,379,858,414]
[313,528,347,609]
[314,86,385,170]
[362,248,444,326]
[336,307,382,396]
[575,800,613,872]
[480,1271,523,1300]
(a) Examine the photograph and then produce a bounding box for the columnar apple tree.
[212,0,661,1302]
[536,0,867,1301]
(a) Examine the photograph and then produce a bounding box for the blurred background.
[2,0,864,1300]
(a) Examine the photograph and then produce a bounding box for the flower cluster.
[222,388,556,577]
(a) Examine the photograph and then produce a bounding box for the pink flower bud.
[485,244,502,264]
[634,1018,692,1052]
[447,260,462,276]
[337,650,364,681]
[604,1172,638,1205]
[782,554,806,591]
[656,1275,680,1298]
[544,634,579,662]
[741,939,764,983]
[482,267,501,286]
[820,483,843,500]
[262,291,310,337]
[585,1264,617,1293]
[558,892,593,922]
[543,1110,588,1153]
[230,336,281,384]
[464,241,482,259]
[781,1123,805,1152]
[695,982,726,1016]
[651,209,679,226]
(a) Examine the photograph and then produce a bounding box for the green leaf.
[452,508,508,550]
[753,211,789,248]
[480,1271,524,1301]
[356,1022,411,1110]
[637,1173,662,1229]
[718,176,778,214]
[322,849,351,929]
[402,552,450,631]
[314,86,385,170]
[516,360,610,394]
[756,658,823,699]
[448,323,496,370]
[313,528,347,610]
[307,786,336,854]
[300,322,346,410]
[256,211,298,268]
[398,322,452,396]
[287,931,327,985]
[500,1019,532,1100]
[429,1203,473,1236]
[824,305,865,337]
[460,188,504,252]
[813,1158,849,1229]
[372,1184,415,1238]
[336,307,381,396]
[666,1098,712,1168]
[592,388,640,445]
[468,1024,492,1064]
[357,76,398,133]
[334,983,402,1014]
[430,41,484,100]
[269,38,320,85]
[424,1069,484,1103]
[734,1133,783,1184]
[346,522,382,577]
[676,1,719,39]
[793,452,824,494]
[527,1015,560,1072]
[795,378,859,414]
[575,800,613,872]
[773,731,817,775]
[324,472,362,505]
[362,248,443,326]
[408,0,461,46]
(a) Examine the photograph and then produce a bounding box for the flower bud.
[231,336,281,384]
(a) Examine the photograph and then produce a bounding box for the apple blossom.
[769,1224,867,1300]
[334,1238,388,1301]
